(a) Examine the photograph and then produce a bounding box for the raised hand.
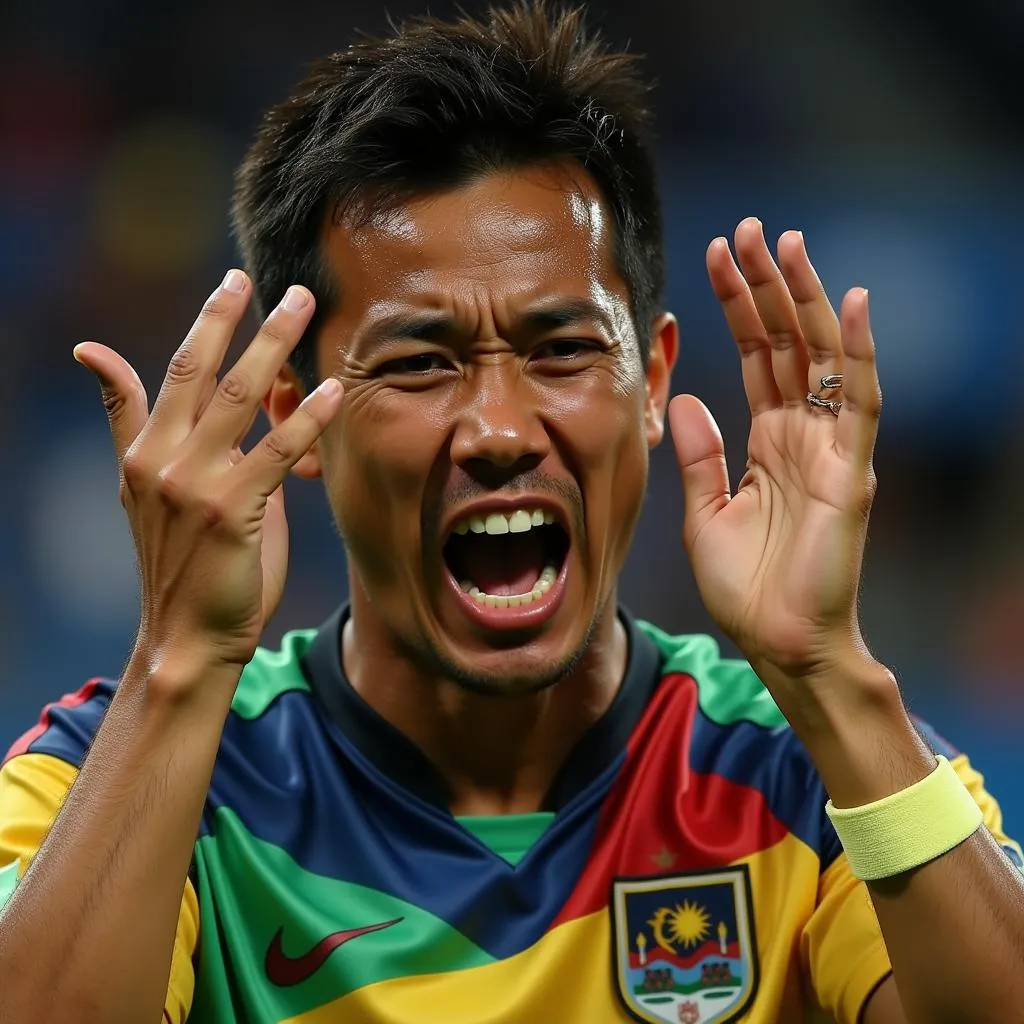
[669,218,881,687]
[74,271,343,672]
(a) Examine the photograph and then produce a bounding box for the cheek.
[554,366,649,476]
[319,406,439,578]
[552,377,649,543]
[606,419,649,534]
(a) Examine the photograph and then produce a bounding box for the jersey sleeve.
[800,724,1022,1024]
[0,681,200,1024]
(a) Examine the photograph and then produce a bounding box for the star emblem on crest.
[650,847,677,870]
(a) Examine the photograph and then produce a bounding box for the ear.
[265,364,324,480]
[643,313,679,448]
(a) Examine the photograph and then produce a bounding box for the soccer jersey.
[1,608,1019,1024]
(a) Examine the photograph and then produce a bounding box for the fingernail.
[222,269,245,293]
[316,378,342,398]
[282,286,309,312]
[72,343,87,364]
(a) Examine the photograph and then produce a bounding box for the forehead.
[319,163,626,321]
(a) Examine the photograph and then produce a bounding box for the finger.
[192,285,315,449]
[733,217,810,404]
[235,377,343,498]
[148,269,252,444]
[73,342,149,465]
[668,394,731,551]
[192,365,261,438]
[776,230,843,395]
[707,236,781,415]
[835,288,881,465]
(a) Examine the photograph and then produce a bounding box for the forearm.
[0,649,239,1024]
[771,658,1024,1024]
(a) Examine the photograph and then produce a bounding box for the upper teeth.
[452,508,556,537]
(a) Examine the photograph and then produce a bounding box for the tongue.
[465,532,547,596]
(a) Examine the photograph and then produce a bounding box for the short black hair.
[233,0,665,389]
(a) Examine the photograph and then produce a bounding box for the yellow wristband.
[825,755,983,881]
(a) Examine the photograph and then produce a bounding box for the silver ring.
[806,393,841,416]
[818,374,843,392]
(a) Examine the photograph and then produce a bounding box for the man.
[0,3,1021,1022]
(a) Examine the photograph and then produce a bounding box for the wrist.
[125,637,244,711]
[758,653,936,807]
[826,755,983,880]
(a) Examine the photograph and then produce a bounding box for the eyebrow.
[363,311,453,344]
[363,297,618,345]
[519,298,617,336]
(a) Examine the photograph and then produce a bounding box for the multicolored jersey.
[1,609,1019,1024]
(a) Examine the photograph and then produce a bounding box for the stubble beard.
[400,596,609,698]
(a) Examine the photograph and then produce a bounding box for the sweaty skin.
[268,163,677,814]
[4,148,1023,1024]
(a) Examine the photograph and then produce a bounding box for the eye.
[533,339,601,361]
[380,353,453,375]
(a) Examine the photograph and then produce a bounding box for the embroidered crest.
[611,865,758,1024]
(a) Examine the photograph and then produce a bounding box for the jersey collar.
[300,605,662,812]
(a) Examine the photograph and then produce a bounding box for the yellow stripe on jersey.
[0,752,200,1024]
[950,751,1019,845]
[279,831,877,1024]
[0,744,1014,1024]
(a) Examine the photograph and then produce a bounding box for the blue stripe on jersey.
[685,695,844,869]
[205,688,615,959]
[912,715,962,759]
[21,680,115,768]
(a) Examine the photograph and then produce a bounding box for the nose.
[450,364,550,484]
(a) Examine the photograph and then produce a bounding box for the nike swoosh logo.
[265,917,403,987]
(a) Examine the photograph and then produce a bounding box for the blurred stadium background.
[1,0,1021,823]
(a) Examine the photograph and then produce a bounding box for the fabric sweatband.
[825,755,983,881]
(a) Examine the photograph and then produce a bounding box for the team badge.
[611,865,758,1024]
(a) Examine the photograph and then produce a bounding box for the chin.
[432,644,589,697]
[417,604,601,697]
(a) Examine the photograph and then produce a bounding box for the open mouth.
[442,506,570,610]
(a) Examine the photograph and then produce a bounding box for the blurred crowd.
[1,0,1022,819]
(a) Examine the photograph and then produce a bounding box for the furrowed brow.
[364,311,455,344]
[519,298,617,336]
[361,298,618,347]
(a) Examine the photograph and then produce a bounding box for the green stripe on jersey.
[232,620,787,729]
[188,808,494,1023]
[457,812,555,867]
[230,629,315,720]
[636,620,787,729]
[0,859,18,911]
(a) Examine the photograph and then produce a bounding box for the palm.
[689,408,863,666]
[671,221,880,676]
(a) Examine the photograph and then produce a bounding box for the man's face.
[306,163,675,693]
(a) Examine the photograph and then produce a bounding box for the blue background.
[1,0,1021,829]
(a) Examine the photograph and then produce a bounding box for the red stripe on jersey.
[552,673,789,926]
[3,678,104,764]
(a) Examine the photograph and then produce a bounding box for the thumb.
[668,394,731,550]
[73,342,149,465]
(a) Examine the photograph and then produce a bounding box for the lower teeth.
[459,564,559,608]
